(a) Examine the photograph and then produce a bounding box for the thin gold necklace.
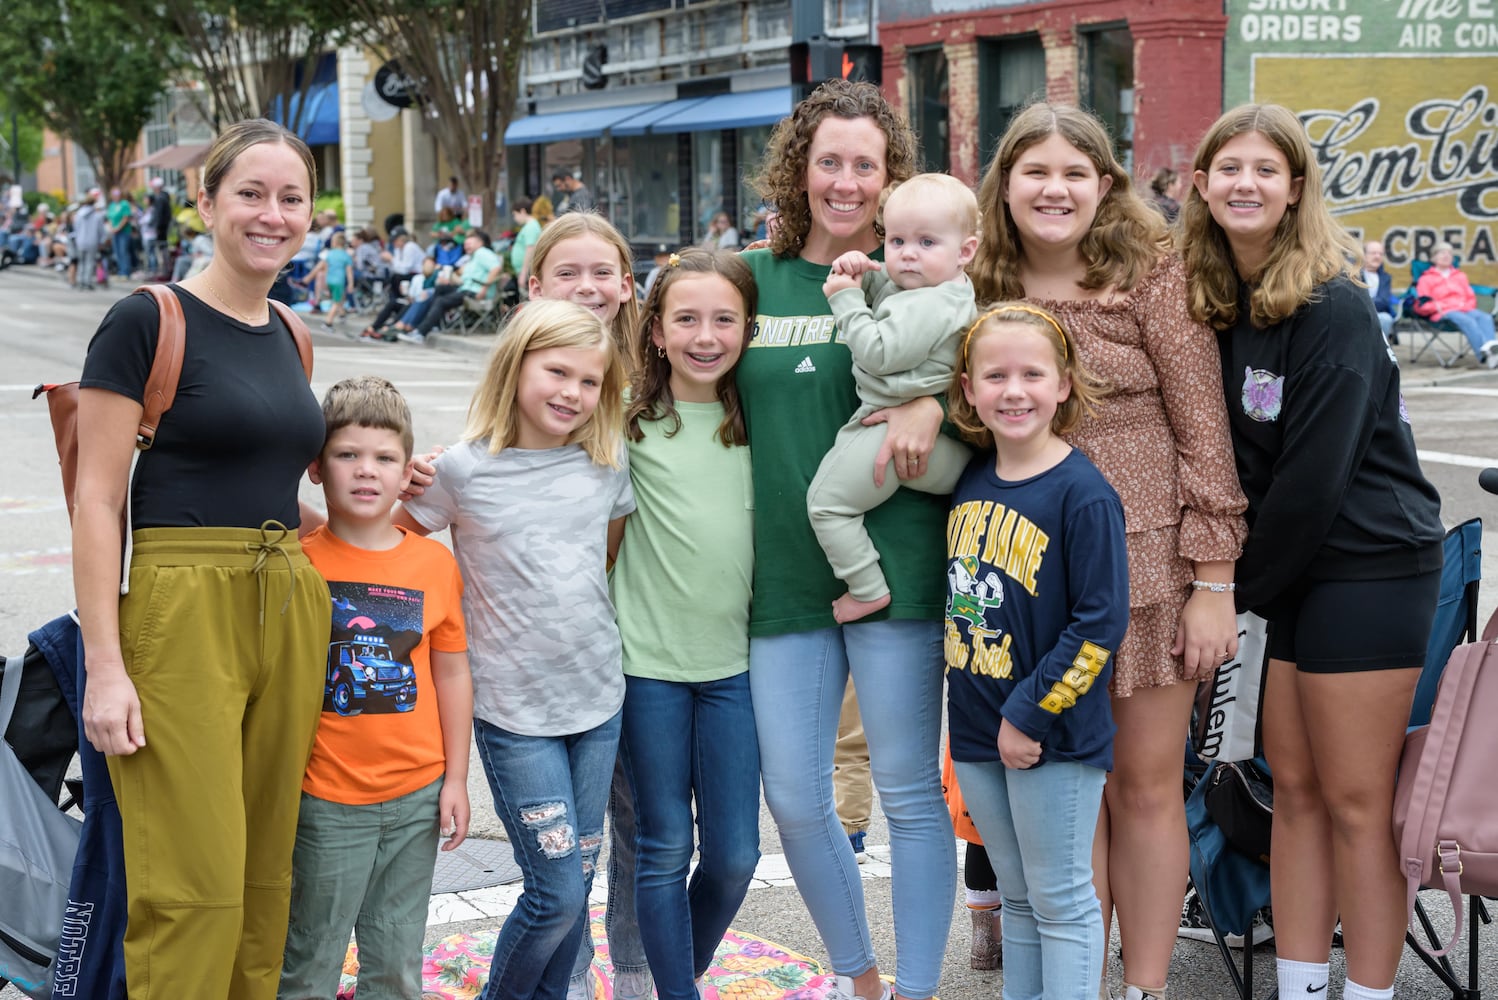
[203,279,267,325]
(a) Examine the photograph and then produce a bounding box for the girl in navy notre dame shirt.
[944,303,1129,999]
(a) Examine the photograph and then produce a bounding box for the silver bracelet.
[1191,580,1236,593]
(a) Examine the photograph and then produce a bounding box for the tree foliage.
[0,0,167,191]
[343,0,532,224]
[128,0,356,135]
[0,94,46,180]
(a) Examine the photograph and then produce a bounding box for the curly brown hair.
[753,80,918,260]
[626,248,755,447]
[970,102,1168,302]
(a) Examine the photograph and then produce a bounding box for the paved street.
[3,264,1495,999]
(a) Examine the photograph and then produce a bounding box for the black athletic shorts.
[1262,568,1441,673]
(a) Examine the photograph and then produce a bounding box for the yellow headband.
[962,304,1070,365]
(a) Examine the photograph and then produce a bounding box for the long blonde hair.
[465,299,625,468]
[1179,104,1360,329]
[527,211,640,362]
[971,102,1168,302]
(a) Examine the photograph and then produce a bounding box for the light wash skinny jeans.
[749,619,954,999]
[954,758,1107,1000]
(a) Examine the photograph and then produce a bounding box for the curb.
[427,330,499,359]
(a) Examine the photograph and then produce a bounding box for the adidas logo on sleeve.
[794,356,817,374]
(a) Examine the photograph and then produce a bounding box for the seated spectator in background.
[402,230,503,344]
[702,210,740,250]
[750,202,772,242]
[1361,239,1398,342]
[1414,241,1498,368]
[367,257,441,342]
[435,176,466,215]
[1149,167,1183,222]
[364,226,427,338]
[315,210,341,247]
[431,206,467,245]
[351,227,386,287]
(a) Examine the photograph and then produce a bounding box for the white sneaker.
[825,976,892,1000]
[615,969,654,1000]
[1482,340,1498,369]
[1178,889,1273,948]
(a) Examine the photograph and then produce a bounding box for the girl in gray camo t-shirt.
[397,300,635,1000]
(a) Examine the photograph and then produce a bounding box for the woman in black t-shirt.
[73,119,330,1000]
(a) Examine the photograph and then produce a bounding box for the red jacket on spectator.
[1414,265,1478,320]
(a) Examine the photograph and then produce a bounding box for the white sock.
[965,887,1002,909]
[1276,959,1329,996]
[1344,979,1394,1000]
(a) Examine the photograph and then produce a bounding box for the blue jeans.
[1443,308,1497,354]
[620,673,761,1000]
[569,758,648,985]
[953,759,1107,1000]
[111,229,134,276]
[476,713,622,1000]
[749,620,953,999]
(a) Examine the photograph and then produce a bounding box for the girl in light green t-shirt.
[612,248,761,1000]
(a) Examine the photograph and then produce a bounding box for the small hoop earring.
[657,346,666,358]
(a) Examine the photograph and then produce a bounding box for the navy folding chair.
[1405,518,1489,1000]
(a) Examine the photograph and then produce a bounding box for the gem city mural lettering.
[1226,0,1498,284]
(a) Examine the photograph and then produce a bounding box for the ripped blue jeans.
[475,711,622,1000]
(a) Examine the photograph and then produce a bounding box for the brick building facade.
[878,0,1227,188]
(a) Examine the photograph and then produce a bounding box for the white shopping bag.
[1192,612,1270,762]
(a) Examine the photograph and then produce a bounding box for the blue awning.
[646,87,792,133]
[609,98,708,137]
[504,101,665,144]
[271,80,340,146]
[502,87,792,145]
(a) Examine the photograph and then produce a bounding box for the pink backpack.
[1392,609,1498,957]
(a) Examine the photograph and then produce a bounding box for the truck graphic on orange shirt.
[324,633,417,716]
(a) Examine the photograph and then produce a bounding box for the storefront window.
[977,35,1045,171]
[737,125,773,240]
[691,131,725,242]
[606,133,680,244]
[1081,24,1135,173]
[908,47,949,172]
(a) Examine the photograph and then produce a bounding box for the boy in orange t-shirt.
[280,375,472,1000]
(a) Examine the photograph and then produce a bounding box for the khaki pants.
[107,525,330,1000]
[833,679,872,835]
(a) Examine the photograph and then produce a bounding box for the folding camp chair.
[1185,751,1274,1000]
[1404,517,1490,1000]
[1394,258,1497,368]
[1183,519,1489,1000]
[447,295,506,336]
